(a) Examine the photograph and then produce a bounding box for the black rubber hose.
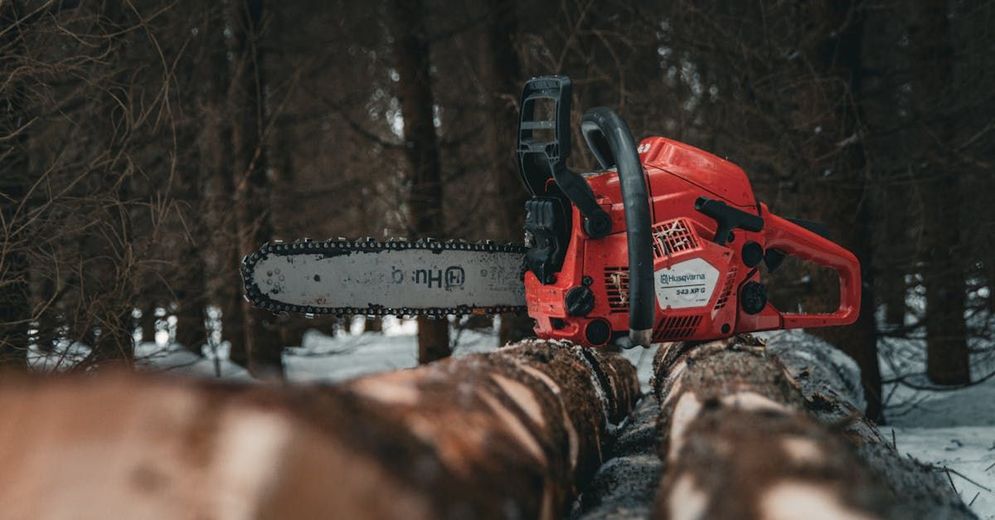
[580,108,654,347]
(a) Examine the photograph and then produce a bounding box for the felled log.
[651,335,974,520]
[0,339,638,519]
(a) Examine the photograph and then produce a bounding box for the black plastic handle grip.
[517,76,573,195]
[517,76,611,238]
[580,108,655,347]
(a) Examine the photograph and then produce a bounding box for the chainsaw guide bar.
[242,238,528,318]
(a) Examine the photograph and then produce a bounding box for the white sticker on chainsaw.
[654,258,719,309]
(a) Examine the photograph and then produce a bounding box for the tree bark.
[140,306,157,344]
[880,187,909,329]
[650,336,974,520]
[989,257,995,314]
[363,317,383,333]
[174,299,206,354]
[477,0,535,346]
[0,340,638,519]
[415,315,449,364]
[226,0,284,379]
[802,0,883,420]
[0,0,32,370]
[880,260,907,329]
[388,0,450,363]
[173,197,209,354]
[194,4,242,368]
[89,308,136,365]
[912,0,970,385]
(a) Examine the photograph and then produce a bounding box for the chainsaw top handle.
[517,76,611,238]
[580,107,655,347]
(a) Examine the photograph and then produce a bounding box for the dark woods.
[1,0,993,420]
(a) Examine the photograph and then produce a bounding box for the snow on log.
[651,335,975,520]
[0,340,638,519]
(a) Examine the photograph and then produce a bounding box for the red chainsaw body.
[525,136,861,347]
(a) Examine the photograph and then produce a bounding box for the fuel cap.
[740,281,767,315]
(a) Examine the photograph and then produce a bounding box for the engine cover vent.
[652,218,699,258]
[714,266,738,310]
[653,314,703,341]
[604,267,628,313]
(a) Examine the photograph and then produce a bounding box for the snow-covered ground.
[886,364,995,519]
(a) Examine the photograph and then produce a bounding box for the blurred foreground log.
[0,340,638,519]
[651,335,974,520]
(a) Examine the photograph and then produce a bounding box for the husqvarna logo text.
[658,272,706,285]
[412,266,465,290]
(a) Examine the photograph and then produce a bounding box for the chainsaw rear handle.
[517,76,573,195]
[581,107,655,347]
[760,205,861,328]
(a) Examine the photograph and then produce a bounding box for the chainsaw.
[242,76,860,348]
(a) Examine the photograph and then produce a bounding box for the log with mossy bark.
[650,335,975,520]
[0,340,639,519]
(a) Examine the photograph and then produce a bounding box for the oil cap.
[742,241,764,268]
[565,285,595,316]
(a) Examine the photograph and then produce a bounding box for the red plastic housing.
[525,137,861,347]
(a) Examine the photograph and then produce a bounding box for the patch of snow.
[620,344,658,394]
[891,426,995,520]
[139,343,253,381]
[283,320,502,384]
[27,340,91,372]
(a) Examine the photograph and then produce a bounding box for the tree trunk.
[912,0,970,385]
[989,256,995,314]
[363,317,383,333]
[172,172,209,354]
[880,259,907,329]
[0,1,31,370]
[649,336,974,519]
[174,298,206,354]
[880,188,909,329]
[388,0,450,364]
[803,0,883,420]
[477,0,535,346]
[140,306,157,344]
[90,309,136,365]
[0,340,638,519]
[194,4,242,368]
[415,316,449,364]
[226,0,284,379]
